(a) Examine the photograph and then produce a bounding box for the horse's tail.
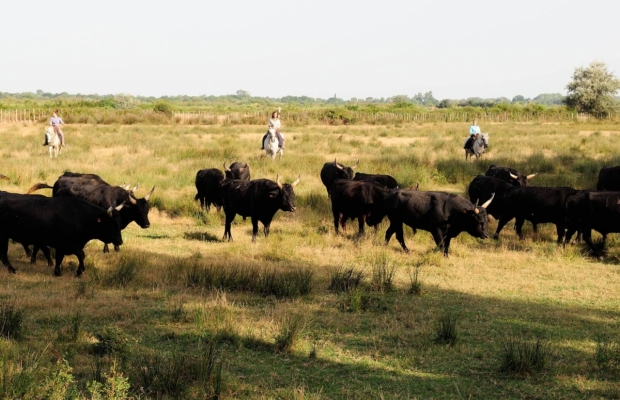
[27,182,53,194]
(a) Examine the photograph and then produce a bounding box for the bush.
[329,268,364,293]
[153,101,174,117]
[105,255,144,287]
[500,336,549,375]
[87,360,131,400]
[338,290,389,313]
[432,314,458,346]
[92,326,132,359]
[275,315,303,353]
[371,255,395,292]
[132,341,222,398]
[408,267,423,296]
[0,299,23,340]
[594,336,620,372]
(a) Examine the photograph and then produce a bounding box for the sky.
[1,0,619,100]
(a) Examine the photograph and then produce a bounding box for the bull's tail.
[27,182,53,194]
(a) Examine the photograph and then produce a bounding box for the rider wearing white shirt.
[464,118,481,150]
[261,111,284,149]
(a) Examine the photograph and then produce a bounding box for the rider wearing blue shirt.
[464,118,481,150]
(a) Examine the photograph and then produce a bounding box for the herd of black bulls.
[2,161,619,277]
[0,172,154,276]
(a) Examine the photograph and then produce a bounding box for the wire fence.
[0,108,616,125]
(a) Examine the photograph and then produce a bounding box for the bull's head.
[274,174,299,212]
[466,193,494,239]
[334,158,359,180]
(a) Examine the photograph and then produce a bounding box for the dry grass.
[0,121,619,398]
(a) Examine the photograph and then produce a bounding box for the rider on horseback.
[261,110,284,150]
[463,118,481,151]
[44,110,66,147]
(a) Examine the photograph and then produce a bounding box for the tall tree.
[565,61,620,114]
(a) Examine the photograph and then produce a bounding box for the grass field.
[0,121,619,399]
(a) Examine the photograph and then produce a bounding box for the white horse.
[44,126,62,158]
[263,129,283,161]
[464,133,489,160]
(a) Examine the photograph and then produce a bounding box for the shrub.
[408,267,423,296]
[500,336,549,375]
[329,267,364,293]
[153,101,173,117]
[92,326,132,359]
[87,360,131,400]
[0,299,23,340]
[275,315,303,353]
[132,341,222,398]
[338,290,389,313]
[105,255,144,287]
[594,336,620,372]
[432,314,458,346]
[371,256,395,292]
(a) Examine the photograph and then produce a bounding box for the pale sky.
[1,0,619,100]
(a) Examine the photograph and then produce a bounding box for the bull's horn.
[351,159,360,170]
[474,199,479,207]
[128,195,137,205]
[223,161,231,172]
[526,174,536,180]
[144,187,155,201]
[291,174,300,187]
[509,173,518,180]
[131,184,139,192]
[334,158,343,170]
[480,193,495,209]
[106,206,114,217]
[474,208,479,214]
[115,202,125,211]
[276,174,283,189]
[121,183,129,190]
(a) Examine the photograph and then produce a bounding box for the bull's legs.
[333,211,341,234]
[581,229,601,258]
[114,245,121,252]
[22,243,32,258]
[357,215,366,236]
[103,243,110,253]
[75,250,86,277]
[223,210,236,241]
[514,218,526,240]
[442,236,453,256]
[251,218,260,242]
[494,216,514,239]
[31,245,53,267]
[564,227,577,246]
[262,217,273,238]
[555,224,566,244]
[54,251,66,276]
[385,221,408,253]
[430,229,446,253]
[0,238,16,274]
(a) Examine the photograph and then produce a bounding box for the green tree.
[565,61,620,114]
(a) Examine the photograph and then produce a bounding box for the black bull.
[384,190,494,256]
[221,175,300,242]
[596,166,620,191]
[0,191,123,276]
[320,159,359,194]
[195,168,225,212]
[329,180,392,236]
[565,191,620,257]
[485,165,536,187]
[352,172,399,189]
[492,186,579,243]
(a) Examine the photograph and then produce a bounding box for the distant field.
[0,121,619,399]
